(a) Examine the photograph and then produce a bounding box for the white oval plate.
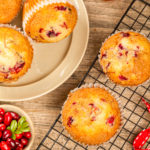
[0,0,89,101]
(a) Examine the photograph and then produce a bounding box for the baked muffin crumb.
[100,31,150,86]
[23,1,78,43]
[0,0,22,23]
[0,26,33,82]
[62,86,121,145]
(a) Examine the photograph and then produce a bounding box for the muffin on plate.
[100,31,150,86]
[0,26,33,82]
[23,0,78,43]
[0,0,22,23]
[62,85,121,145]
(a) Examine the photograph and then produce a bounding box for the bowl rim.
[0,104,35,150]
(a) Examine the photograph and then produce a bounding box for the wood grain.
[0,0,133,149]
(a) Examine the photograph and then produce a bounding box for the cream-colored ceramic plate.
[0,105,35,150]
[0,0,89,101]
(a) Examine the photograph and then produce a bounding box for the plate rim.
[0,0,89,101]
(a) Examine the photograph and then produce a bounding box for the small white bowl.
[0,105,35,150]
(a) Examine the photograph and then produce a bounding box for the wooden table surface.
[0,0,135,149]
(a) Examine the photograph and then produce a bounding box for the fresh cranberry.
[9,62,25,74]
[15,140,23,148]
[0,131,2,138]
[4,112,12,126]
[134,51,138,57]
[0,108,5,115]
[89,103,94,107]
[72,102,76,105]
[106,62,111,69]
[16,147,23,150]
[121,32,130,37]
[17,143,24,148]
[0,124,6,131]
[101,53,107,59]
[0,115,4,123]
[16,63,25,73]
[118,43,124,50]
[60,22,68,29]
[6,138,16,149]
[106,116,115,126]
[15,133,23,140]
[55,32,61,36]
[10,112,20,121]
[63,22,68,29]
[21,138,28,146]
[23,132,31,139]
[67,117,73,127]
[119,52,123,56]
[0,141,11,150]
[46,30,61,37]
[15,139,20,146]
[47,30,55,37]
[119,75,128,81]
[2,130,12,141]
[125,51,128,56]
[55,6,67,11]
[39,28,44,33]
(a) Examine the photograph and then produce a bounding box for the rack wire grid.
[37,0,150,149]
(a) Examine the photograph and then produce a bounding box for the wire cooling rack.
[37,0,150,149]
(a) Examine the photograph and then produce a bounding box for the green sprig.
[7,116,30,140]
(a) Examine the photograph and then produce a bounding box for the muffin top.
[23,2,78,43]
[100,31,150,86]
[0,0,22,23]
[0,27,33,82]
[62,87,121,145]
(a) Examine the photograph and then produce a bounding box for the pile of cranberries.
[0,108,31,150]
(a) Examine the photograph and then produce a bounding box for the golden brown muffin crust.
[0,0,22,23]
[0,27,33,82]
[62,87,121,145]
[23,1,77,43]
[100,31,150,86]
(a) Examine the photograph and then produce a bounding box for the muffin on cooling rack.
[62,85,121,145]
[23,0,78,43]
[99,31,150,86]
[0,26,33,82]
[0,0,22,23]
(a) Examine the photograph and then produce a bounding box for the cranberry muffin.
[23,0,78,43]
[0,26,33,82]
[100,31,150,86]
[62,86,121,145]
[0,0,22,23]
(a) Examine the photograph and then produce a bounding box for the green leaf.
[7,116,30,136]
[20,127,30,133]
[15,130,22,134]
[22,122,29,128]
[10,120,17,132]
[18,117,26,127]
[14,116,30,134]
[12,133,16,140]
[7,126,11,130]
